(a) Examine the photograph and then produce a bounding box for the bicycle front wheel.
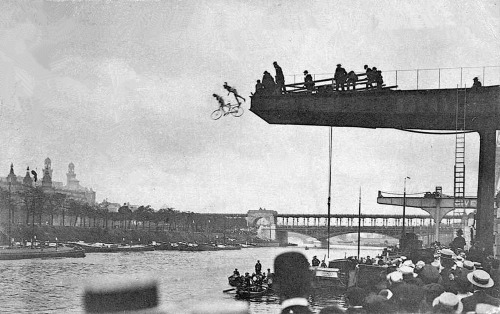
[231,106,244,117]
[211,109,223,120]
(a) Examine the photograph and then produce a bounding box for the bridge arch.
[247,209,277,227]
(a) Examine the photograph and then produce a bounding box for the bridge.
[246,209,460,246]
[250,66,500,254]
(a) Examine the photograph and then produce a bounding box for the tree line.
[0,186,247,233]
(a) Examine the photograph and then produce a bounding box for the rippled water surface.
[0,245,383,313]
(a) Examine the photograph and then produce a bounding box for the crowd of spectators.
[275,240,500,314]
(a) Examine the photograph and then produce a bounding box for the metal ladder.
[454,86,467,215]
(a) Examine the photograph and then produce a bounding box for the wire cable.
[396,129,475,135]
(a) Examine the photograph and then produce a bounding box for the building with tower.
[0,158,96,204]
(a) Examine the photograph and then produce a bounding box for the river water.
[0,245,383,313]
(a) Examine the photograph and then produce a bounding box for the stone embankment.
[4,225,257,245]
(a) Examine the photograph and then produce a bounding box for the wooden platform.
[250,86,500,131]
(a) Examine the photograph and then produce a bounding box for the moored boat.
[0,245,85,260]
[311,259,357,291]
[69,242,154,253]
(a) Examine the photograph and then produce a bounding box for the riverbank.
[5,224,261,246]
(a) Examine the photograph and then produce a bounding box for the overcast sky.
[0,1,498,216]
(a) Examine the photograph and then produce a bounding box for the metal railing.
[285,66,500,91]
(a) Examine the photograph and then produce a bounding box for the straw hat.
[440,249,455,259]
[467,270,494,288]
[398,265,417,277]
[378,289,393,300]
[402,260,415,268]
[432,292,463,314]
[463,260,475,270]
[387,271,403,283]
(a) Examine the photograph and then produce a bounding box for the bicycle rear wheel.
[230,106,244,117]
[211,109,223,120]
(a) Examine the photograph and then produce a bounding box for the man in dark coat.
[461,269,500,312]
[311,256,320,267]
[303,70,314,93]
[254,80,264,95]
[472,77,482,88]
[334,64,347,91]
[364,65,373,88]
[273,61,286,93]
[262,71,276,95]
[450,229,466,253]
[255,260,262,274]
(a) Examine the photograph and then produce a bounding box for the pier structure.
[250,66,500,254]
[376,189,476,244]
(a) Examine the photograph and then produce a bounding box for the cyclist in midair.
[223,82,246,104]
[212,93,227,111]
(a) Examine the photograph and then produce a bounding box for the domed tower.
[6,163,17,185]
[66,162,80,190]
[42,167,52,188]
[23,167,33,186]
[44,157,53,178]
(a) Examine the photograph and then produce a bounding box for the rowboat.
[235,285,269,299]
[228,275,243,287]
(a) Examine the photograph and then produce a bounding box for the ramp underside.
[250,87,500,130]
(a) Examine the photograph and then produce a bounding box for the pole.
[402,177,410,241]
[357,187,361,260]
[327,127,333,259]
[8,180,12,247]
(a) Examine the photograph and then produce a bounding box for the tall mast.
[357,187,361,260]
[327,127,332,259]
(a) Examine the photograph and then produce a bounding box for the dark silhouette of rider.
[223,82,245,104]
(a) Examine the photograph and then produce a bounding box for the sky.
[0,0,498,216]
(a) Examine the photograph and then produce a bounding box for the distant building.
[98,200,121,213]
[0,157,96,204]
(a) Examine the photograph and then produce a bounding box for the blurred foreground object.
[84,275,248,314]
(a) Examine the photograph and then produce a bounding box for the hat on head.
[432,292,463,314]
[387,271,403,283]
[399,265,417,277]
[467,270,494,288]
[337,64,341,67]
[475,303,499,314]
[402,260,415,268]
[378,289,393,300]
[303,70,308,74]
[463,260,474,270]
[473,77,479,80]
[440,249,455,259]
[455,261,463,268]
[400,256,407,261]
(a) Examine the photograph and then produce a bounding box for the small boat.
[69,242,154,253]
[0,245,85,260]
[177,243,217,251]
[235,285,269,299]
[311,259,357,290]
[228,275,243,287]
[215,245,241,251]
